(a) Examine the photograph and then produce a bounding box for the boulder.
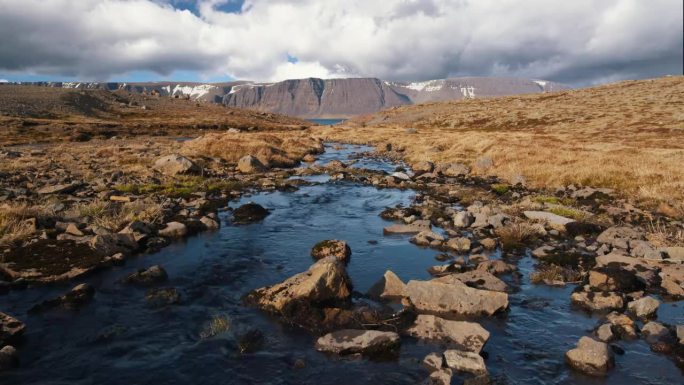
[391,172,411,181]
[659,264,684,297]
[247,257,352,314]
[405,279,508,317]
[411,230,445,247]
[153,154,200,176]
[90,233,138,256]
[604,311,638,339]
[571,290,624,312]
[595,323,614,342]
[446,237,471,253]
[627,296,660,318]
[29,283,95,312]
[311,240,352,264]
[597,226,643,250]
[406,315,489,353]
[200,216,220,230]
[664,246,684,262]
[0,345,18,371]
[588,267,644,292]
[476,260,516,275]
[232,203,269,224]
[565,337,614,376]
[443,349,487,375]
[367,270,406,300]
[412,161,435,175]
[439,270,508,292]
[237,155,268,173]
[158,222,188,238]
[453,212,474,228]
[423,352,445,372]
[384,220,431,234]
[642,321,669,343]
[523,211,575,230]
[0,313,25,346]
[442,163,470,177]
[123,265,168,285]
[315,329,400,358]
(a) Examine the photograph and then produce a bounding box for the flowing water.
[1,144,682,384]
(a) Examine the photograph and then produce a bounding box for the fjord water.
[1,144,681,385]
[306,118,346,126]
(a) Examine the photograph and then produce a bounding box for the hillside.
[316,76,684,215]
[0,85,309,145]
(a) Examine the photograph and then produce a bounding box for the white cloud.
[0,0,681,85]
[0,79,8,83]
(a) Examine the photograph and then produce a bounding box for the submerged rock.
[315,329,401,358]
[29,283,95,312]
[146,287,180,308]
[123,265,168,285]
[367,270,406,300]
[237,328,265,354]
[443,349,487,375]
[232,203,270,224]
[405,278,508,317]
[406,314,490,353]
[0,346,18,371]
[565,336,614,376]
[642,321,669,343]
[383,220,431,234]
[311,240,352,264]
[423,368,453,385]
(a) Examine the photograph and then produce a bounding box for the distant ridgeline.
[13,77,570,118]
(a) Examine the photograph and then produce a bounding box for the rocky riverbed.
[1,143,683,384]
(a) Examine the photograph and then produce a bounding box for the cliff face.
[12,77,569,118]
[223,78,410,118]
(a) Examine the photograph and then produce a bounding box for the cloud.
[0,79,8,83]
[0,0,681,85]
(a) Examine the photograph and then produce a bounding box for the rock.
[90,233,138,256]
[476,260,516,275]
[383,220,431,234]
[232,203,269,224]
[453,212,474,228]
[597,226,643,250]
[565,337,614,376]
[572,187,613,200]
[427,263,462,277]
[119,220,152,242]
[571,290,624,312]
[247,257,352,314]
[604,312,638,339]
[423,352,444,372]
[367,270,406,300]
[315,329,401,358]
[405,278,508,317]
[588,267,644,292]
[595,323,614,342]
[406,315,490,353]
[443,349,487,375]
[123,265,168,285]
[532,245,555,258]
[486,214,509,229]
[146,287,180,307]
[326,160,347,169]
[469,254,489,264]
[29,283,95,312]
[664,246,684,261]
[642,321,669,343]
[412,161,435,175]
[523,211,575,230]
[0,346,18,371]
[439,270,508,292]
[412,230,445,247]
[65,223,84,236]
[237,155,268,173]
[158,222,188,238]
[442,163,470,177]
[311,240,352,264]
[0,313,25,346]
[153,154,201,175]
[659,264,684,297]
[677,325,684,344]
[302,154,316,163]
[446,237,471,253]
[470,213,490,228]
[200,216,220,230]
[479,238,497,250]
[237,328,264,354]
[424,369,453,385]
[391,172,411,181]
[37,183,79,195]
[627,296,660,318]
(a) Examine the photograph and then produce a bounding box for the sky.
[0,0,682,86]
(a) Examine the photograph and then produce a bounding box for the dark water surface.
[306,118,346,126]
[1,144,682,385]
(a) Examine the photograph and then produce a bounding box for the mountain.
[9,77,569,118]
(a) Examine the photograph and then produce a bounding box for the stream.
[1,144,682,384]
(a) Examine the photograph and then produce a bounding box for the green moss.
[534,195,575,205]
[490,183,510,195]
[547,206,588,221]
[114,184,139,194]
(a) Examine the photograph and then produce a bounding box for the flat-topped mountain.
[10,77,569,118]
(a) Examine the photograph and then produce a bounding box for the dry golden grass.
[68,200,164,232]
[315,76,684,216]
[183,131,323,167]
[0,202,54,245]
[530,264,582,284]
[495,222,544,250]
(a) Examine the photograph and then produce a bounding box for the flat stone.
[664,246,684,261]
[384,220,431,234]
[37,183,79,195]
[90,233,138,256]
[565,336,614,376]
[476,260,516,275]
[405,278,508,317]
[437,270,507,292]
[443,349,487,375]
[660,264,684,297]
[406,314,489,353]
[523,211,575,229]
[571,291,624,312]
[597,226,643,250]
[604,311,638,339]
[311,240,352,264]
[315,329,400,357]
